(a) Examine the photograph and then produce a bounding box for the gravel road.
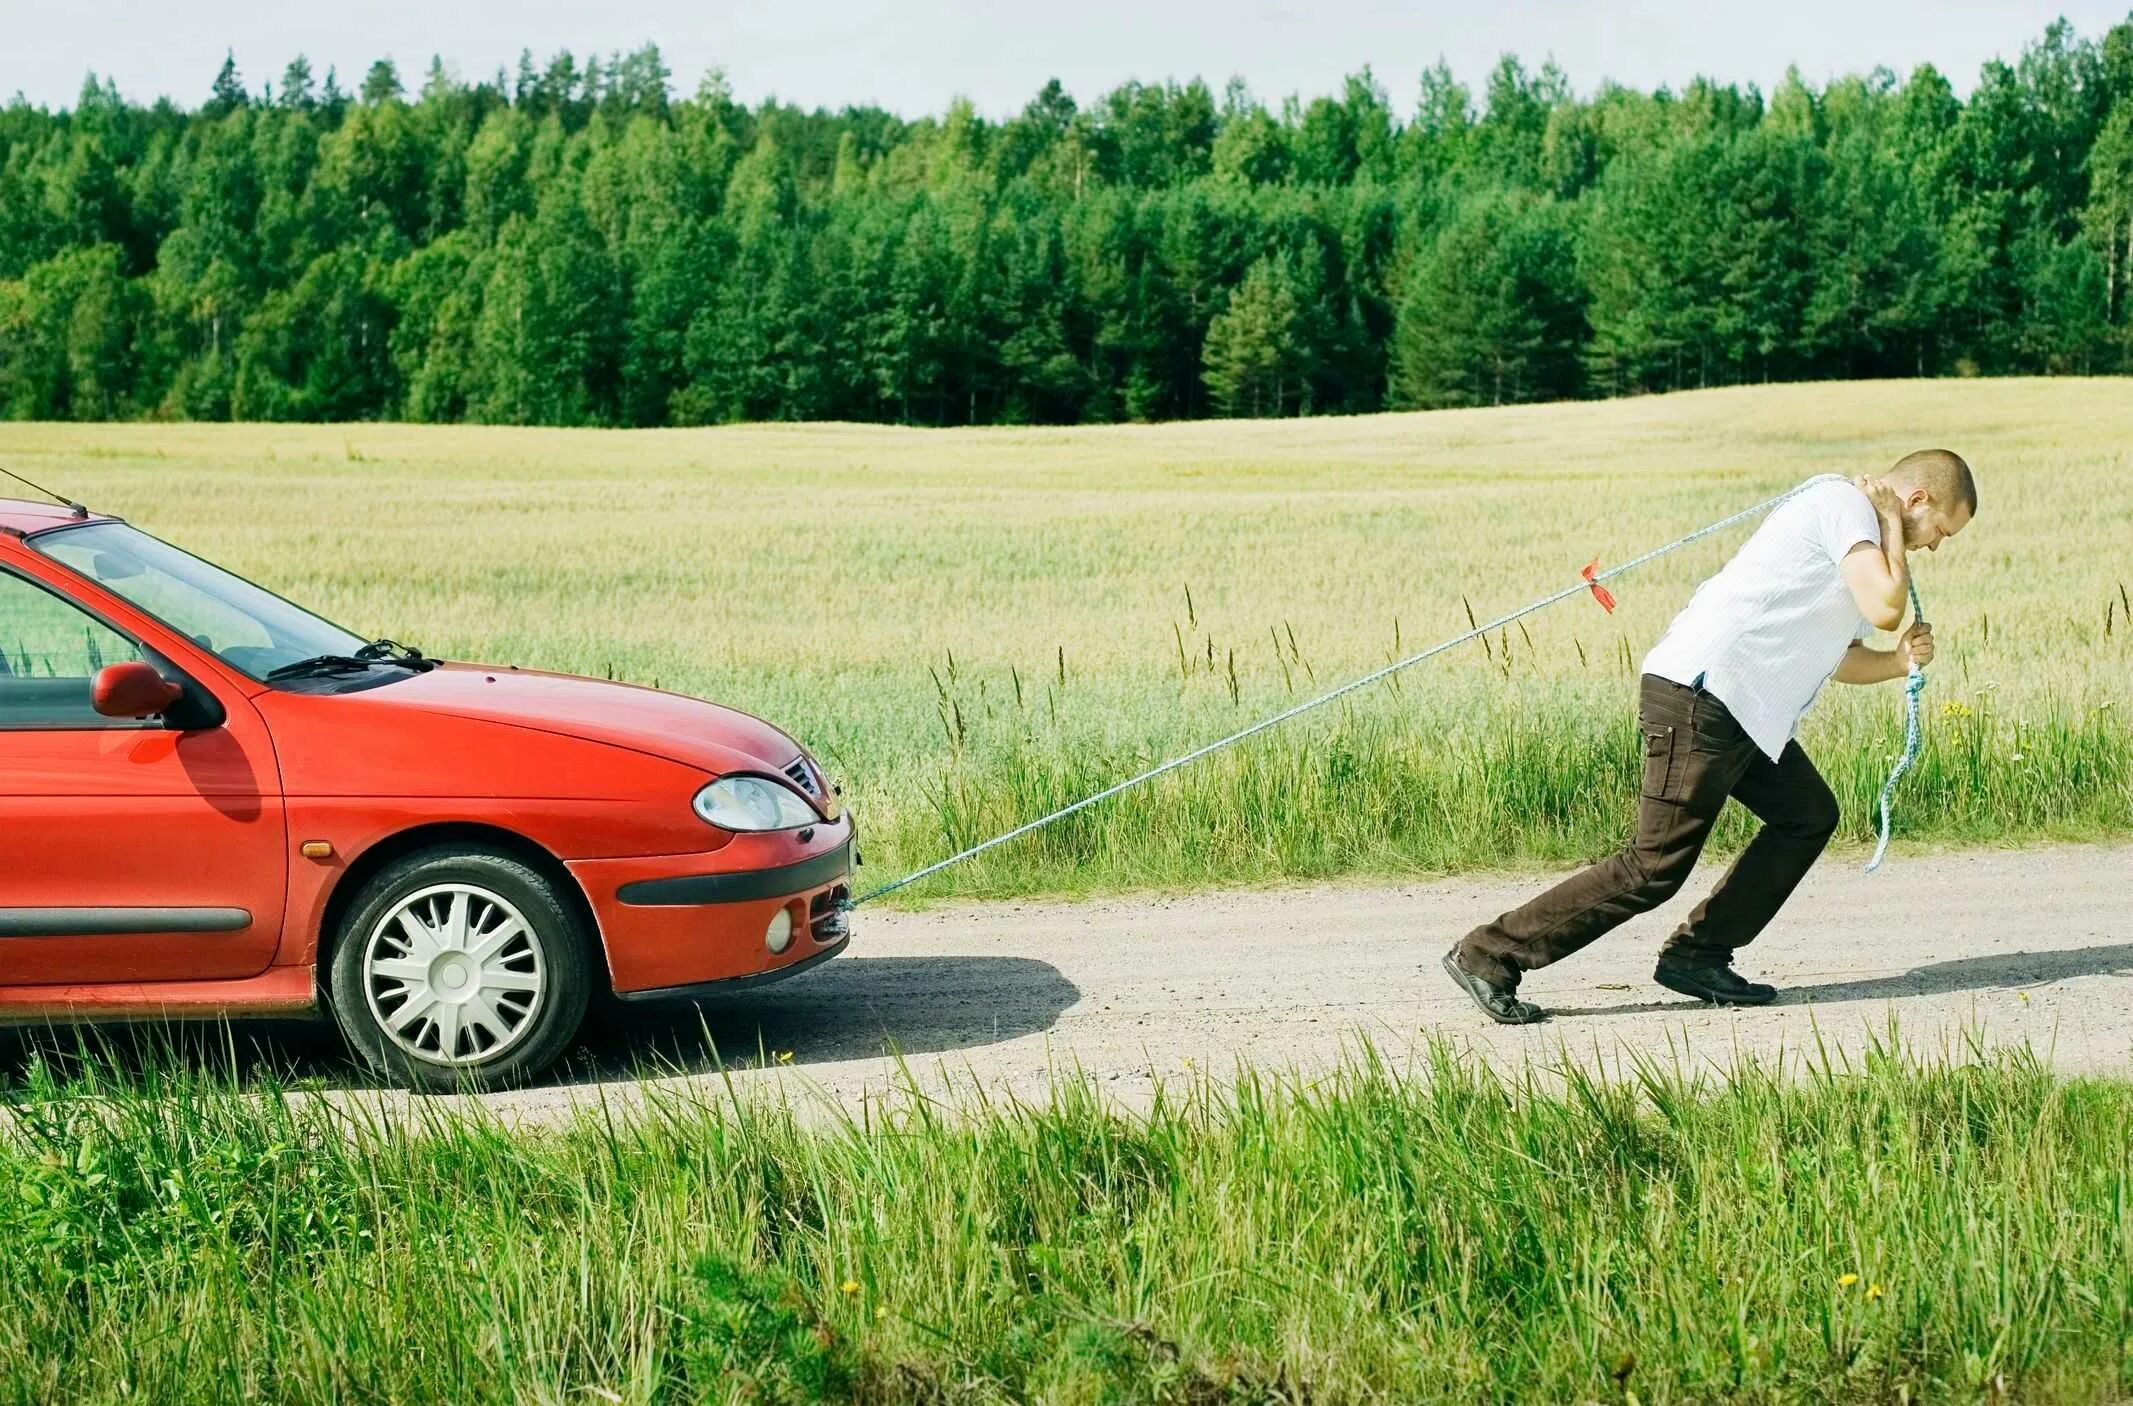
[458,841,2132,1126]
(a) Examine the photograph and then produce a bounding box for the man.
[1444,450,1977,1023]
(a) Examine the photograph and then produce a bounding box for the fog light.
[765,908,794,955]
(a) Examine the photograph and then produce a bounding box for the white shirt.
[1643,477,1879,761]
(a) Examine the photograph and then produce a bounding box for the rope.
[845,473,1854,909]
[1864,578,1927,875]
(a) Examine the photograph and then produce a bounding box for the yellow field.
[5,378,2128,896]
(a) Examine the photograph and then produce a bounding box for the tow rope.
[846,472,1920,907]
[1864,579,1927,874]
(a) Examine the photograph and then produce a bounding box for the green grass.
[4,378,2129,900]
[5,1035,2132,1403]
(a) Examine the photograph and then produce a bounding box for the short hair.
[1892,449,1977,517]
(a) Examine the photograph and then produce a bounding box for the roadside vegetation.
[6,378,2127,902]
[4,1033,2129,1402]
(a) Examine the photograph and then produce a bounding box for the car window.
[104,561,276,656]
[32,522,367,680]
[0,569,147,729]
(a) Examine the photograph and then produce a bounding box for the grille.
[810,885,850,944]
[783,758,820,796]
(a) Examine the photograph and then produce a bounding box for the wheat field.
[5,378,2127,898]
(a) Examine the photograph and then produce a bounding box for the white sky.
[6,1,2129,117]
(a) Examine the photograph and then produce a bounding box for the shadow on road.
[0,1017,347,1088]
[564,954,1082,1084]
[1552,940,2133,1018]
[0,954,1082,1093]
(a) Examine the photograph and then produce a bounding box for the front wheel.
[328,847,594,1092]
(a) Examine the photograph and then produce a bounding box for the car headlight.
[693,776,818,831]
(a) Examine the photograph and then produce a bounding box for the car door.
[0,565,286,984]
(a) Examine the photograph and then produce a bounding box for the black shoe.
[1442,948,1548,1025]
[1654,958,1778,1007]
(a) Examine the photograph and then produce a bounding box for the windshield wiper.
[269,640,437,682]
[355,637,423,663]
[266,654,387,682]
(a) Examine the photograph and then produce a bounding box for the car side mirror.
[93,660,184,720]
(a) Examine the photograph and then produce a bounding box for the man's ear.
[1905,488,1930,509]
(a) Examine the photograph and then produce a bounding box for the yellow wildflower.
[1837,1273,1860,1289]
[840,1279,860,1295]
[1866,1283,1885,1300]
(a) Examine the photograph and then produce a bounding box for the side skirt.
[0,965,317,1024]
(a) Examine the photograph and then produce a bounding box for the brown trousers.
[1457,674,1839,988]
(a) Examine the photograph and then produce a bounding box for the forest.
[2,18,2130,427]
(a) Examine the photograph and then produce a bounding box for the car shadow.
[1548,940,2133,1018]
[0,954,1082,1094]
[560,954,1083,1086]
[0,1016,350,1090]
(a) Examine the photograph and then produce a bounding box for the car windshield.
[31,521,370,682]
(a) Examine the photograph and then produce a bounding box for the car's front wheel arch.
[317,823,607,994]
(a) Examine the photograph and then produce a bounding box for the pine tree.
[1201,253,1307,416]
[361,59,405,106]
[207,52,247,117]
[1391,190,1583,407]
[279,56,316,111]
[2086,103,2133,323]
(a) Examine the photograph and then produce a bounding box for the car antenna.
[0,465,89,518]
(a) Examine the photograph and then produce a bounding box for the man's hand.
[1854,474,1908,548]
[1898,621,1934,670]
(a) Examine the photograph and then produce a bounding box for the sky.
[6,0,2130,118]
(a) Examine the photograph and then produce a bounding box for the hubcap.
[362,883,545,1066]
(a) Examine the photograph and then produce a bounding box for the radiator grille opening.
[809,885,849,943]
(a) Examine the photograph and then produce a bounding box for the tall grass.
[4,1036,2131,1402]
[8,379,2129,901]
[884,654,2130,899]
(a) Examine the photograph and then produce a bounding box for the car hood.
[371,663,810,781]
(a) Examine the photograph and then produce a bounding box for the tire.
[327,846,594,1092]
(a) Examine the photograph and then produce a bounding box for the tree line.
[3,20,2131,428]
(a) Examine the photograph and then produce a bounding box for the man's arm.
[1834,623,1935,685]
[1834,643,1906,684]
[1839,476,1911,630]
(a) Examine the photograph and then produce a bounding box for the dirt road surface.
[469,842,2130,1127]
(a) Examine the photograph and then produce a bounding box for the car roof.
[0,497,114,537]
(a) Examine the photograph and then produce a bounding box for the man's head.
[1884,449,1976,553]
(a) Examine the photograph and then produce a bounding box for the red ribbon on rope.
[1581,557,1617,614]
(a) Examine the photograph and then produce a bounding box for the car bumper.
[612,934,849,1004]
[566,816,855,996]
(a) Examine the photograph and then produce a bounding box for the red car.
[0,495,854,1090]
